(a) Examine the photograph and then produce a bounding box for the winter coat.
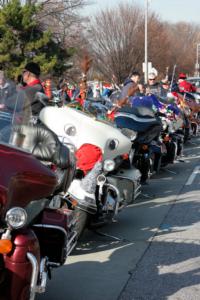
[0,81,16,105]
[23,79,45,116]
[178,80,196,93]
[120,79,137,99]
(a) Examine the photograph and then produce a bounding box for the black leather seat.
[10,124,70,169]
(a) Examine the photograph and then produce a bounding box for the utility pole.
[195,43,200,77]
[144,0,148,84]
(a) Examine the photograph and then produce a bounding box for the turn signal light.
[122,153,129,160]
[0,239,13,254]
[71,199,78,207]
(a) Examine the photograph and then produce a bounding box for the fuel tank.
[0,144,57,216]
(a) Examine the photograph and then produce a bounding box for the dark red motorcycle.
[0,89,77,300]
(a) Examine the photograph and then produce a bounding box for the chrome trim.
[33,224,68,237]
[27,252,39,300]
[66,231,78,256]
[1,228,12,240]
[115,112,157,123]
[37,257,48,294]
[111,171,141,200]
[33,224,77,260]
[105,183,120,216]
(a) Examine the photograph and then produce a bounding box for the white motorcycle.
[39,106,141,234]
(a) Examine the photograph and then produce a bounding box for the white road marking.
[185,165,200,185]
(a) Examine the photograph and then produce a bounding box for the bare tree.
[164,22,200,77]
[87,2,144,83]
[27,0,88,46]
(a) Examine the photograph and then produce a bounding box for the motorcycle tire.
[177,141,183,157]
[184,128,190,143]
[167,141,177,163]
[74,208,89,239]
[137,156,150,183]
[153,152,162,173]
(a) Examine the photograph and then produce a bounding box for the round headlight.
[103,159,115,172]
[64,124,77,136]
[5,207,27,229]
[107,139,119,150]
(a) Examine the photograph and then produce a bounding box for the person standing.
[178,73,197,93]
[22,62,45,116]
[0,71,16,107]
[145,72,160,96]
[58,79,71,104]
[118,71,143,107]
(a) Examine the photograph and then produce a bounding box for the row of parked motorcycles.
[0,83,199,299]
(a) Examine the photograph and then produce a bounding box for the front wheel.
[135,156,150,183]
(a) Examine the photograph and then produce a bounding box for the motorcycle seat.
[10,124,70,169]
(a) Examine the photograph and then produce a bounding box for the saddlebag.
[107,167,141,205]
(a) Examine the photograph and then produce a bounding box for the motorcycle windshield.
[0,85,32,149]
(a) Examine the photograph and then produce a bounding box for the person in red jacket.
[178,73,197,93]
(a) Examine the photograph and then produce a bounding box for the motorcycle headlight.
[107,139,119,150]
[64,124,77,136]
[103,159,115,172]
[5,207,27,229]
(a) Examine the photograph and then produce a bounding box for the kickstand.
[164,168,177,175]
[92,230,129,242]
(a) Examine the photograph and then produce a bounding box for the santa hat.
[178,73,186,79]
[75,143,103,174]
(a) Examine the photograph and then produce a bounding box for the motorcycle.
[0,89,77,300]
[39,105,141,233]
[114,102,162,183]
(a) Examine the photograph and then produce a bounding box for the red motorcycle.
[0,89,77,300]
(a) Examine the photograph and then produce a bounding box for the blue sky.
[83,0,200,24]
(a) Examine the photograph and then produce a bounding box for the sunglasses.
[149,78,155,81]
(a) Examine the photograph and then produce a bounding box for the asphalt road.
[38,136,200,300]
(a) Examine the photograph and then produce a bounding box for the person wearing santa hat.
[178,73,197,93]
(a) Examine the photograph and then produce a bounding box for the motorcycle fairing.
[0,144,57,215]
[39,106,132,159]
[115,111,162,139]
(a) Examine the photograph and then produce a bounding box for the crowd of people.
[119,70,198,105]
[0,61,198,119]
